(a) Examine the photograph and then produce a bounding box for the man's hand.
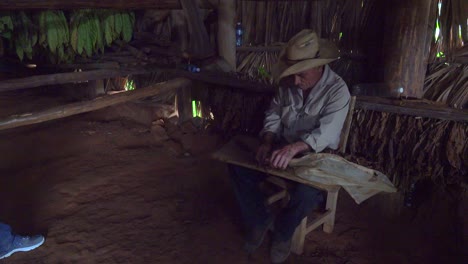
[256,143,272,165]
[269,141,311,170]
[269,145,298,170]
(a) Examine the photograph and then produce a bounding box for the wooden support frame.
[0,78,191,131]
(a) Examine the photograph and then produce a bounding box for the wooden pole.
[217,0,236,71]
[0,78,191,131]
[0,0,214,10]
[383,0,432,98]
[0,69,146,93]
[180,0,215,59]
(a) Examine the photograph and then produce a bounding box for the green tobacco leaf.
[103,14,113,46]
[94,15,103,52]
[0,31,12,39]
[70,12,79,52]
[47,13,59,53]
[83,15,93,57]
[38,11,47,45]
[16,45,24,61]
[57,44,64,62]
[114,12,122,39]
[121,13,131,42]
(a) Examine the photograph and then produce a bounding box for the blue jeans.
[228,164,324,242]
[0,222,14,254]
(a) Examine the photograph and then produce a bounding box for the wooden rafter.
[0,0,214,10]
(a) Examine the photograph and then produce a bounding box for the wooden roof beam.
[0,0,215,10]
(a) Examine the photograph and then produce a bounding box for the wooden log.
[236,46,282,53]
[172,69,274,93]
[0,69,146,93]
[0,0,214,10]
[39,62,121,71]
[217,0,236,71]
[356,96,468,122]
[0,78,191,131]
[383,0,432,98]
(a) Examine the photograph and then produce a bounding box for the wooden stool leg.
[291,217,307,255]
[323,189,339,233]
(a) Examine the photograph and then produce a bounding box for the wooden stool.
[265,177,340,254]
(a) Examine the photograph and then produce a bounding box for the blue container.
[235,22,243,47]
[186,64,200,73]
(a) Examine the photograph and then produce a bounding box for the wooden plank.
[0,0,213,10]
[0,69,146,93]
[0,78,191,131]
[306,211,332,233]
[266,190,288,205]
[211,135,341,192]
[291,217,307,255]
[356,96,468,122]
[323,189,339,233]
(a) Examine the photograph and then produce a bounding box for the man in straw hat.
[229,29,350,263]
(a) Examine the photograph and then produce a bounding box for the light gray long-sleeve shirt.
[260,65,350,153]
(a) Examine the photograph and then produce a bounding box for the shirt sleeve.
[260,88,283,139]
[300,83,350,153]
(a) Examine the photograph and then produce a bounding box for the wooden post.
[217,0,236,71]
[180,0,215,59]
[176,83,192,124]
[383,0,432,98]
[0,78,191,131]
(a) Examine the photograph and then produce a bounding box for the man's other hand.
[256,143,272,165]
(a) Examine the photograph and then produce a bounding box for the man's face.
[293,66,324,90]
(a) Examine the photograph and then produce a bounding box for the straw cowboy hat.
[273,29,340,83]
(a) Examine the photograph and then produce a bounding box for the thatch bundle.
[348,109,467,191]
[423,63,468,109]
[236,0,380,87]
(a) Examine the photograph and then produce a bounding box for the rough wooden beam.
[0,78,191,131]
[356,96,468,122]
[40,62,121,71]
[172,69,274,93]
[0,0,213,10]
[0,69,146,93]
[236,46,282,52]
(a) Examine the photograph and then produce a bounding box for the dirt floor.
[0,94,465,264]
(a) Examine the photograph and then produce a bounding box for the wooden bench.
[212,96,356,255]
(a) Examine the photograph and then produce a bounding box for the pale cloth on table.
[289,153,397,204]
